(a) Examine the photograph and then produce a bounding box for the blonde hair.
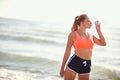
[71,14,87,32]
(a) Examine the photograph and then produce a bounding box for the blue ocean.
[0,17,120,80]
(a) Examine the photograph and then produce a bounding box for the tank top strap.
[75,31,82,39]
[75,31,79,40]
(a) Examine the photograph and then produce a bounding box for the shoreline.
[0,68,40,80]
[0,67,62,80]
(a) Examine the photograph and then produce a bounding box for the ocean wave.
[0,34,65,46]
[0,29,66,39]
[0,51,59,64]
[91,65,120,80]
[0,51,61,75]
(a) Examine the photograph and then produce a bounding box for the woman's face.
[83,17,91,29]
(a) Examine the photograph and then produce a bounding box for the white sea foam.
[0,68,62,80]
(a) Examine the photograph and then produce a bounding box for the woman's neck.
[77,28,89,39]
[78,27,86,34]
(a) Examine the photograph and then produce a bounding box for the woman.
[59,14,106,80]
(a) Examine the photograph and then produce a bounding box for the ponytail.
[71,16,79,32]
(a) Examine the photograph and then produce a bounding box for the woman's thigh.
[78,74,90,80]
[64,67,76,80]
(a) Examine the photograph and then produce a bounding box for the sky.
[0,0,120,26]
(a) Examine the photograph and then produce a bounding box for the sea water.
[0,17,120,80]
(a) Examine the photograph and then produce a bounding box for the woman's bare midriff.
[74,49,92,60]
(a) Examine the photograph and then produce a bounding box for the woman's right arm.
[59,32,75,77]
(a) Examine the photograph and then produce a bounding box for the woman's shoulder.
[68,31,76,41]
[69,31,76,36]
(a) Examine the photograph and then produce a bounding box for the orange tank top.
[73,31,94,50]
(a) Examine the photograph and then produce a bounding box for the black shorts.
[67,55,91,75]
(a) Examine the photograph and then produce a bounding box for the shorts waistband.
[73,54,91,62]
